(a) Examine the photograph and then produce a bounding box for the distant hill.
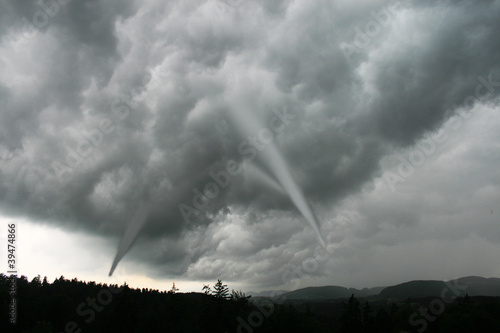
[454,276,500,296]
[375,276,500,300]
[280,285,385,300]
[247,289,288,297]
[377,280,447,299]
[263,276,500,301]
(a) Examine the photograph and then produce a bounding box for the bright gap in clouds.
[0,214,204,292]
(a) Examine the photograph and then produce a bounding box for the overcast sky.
[1,0,499,293]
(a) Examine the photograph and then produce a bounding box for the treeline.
[0,274,328,333]
[1,274,499,332]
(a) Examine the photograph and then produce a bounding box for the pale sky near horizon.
[1,0,500,294]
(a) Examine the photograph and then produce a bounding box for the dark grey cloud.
[1,0,499,286]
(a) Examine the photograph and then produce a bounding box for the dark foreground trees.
[335,294,500,333]
[1,274,499,332]
[0,274,328,333]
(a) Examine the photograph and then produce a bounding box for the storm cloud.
[1,0,499,289]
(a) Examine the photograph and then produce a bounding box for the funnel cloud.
[1,0,500,289]
[109,202,150,276]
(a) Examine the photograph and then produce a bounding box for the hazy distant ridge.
[378,276,500,300]
[272,286,385,300]
[263,276,500,300]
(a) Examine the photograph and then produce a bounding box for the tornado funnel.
[109,202,150,276]
[230,105,326,248]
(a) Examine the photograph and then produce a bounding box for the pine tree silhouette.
[212,279,229,299]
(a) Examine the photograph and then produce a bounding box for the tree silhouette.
[212,279,229,299]
[168,282,179,294]
[202,284,211,295]
[340,294,362,333]
[231,289,250,302]
[361,301,374,332]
